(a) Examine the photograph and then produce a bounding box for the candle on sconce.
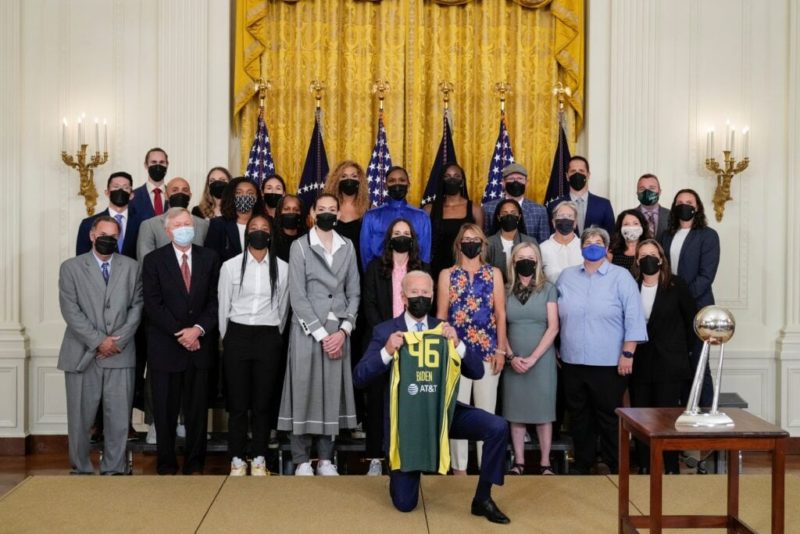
[61,118,67,152]
[725,120,731,151]
[742,128,749,158]
[77,116,83,146]
[730,127,736,155]
[103,119,108,152]
[94,118,100,153]
[709,130,714,159]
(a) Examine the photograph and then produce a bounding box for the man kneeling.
[354,271,510,524]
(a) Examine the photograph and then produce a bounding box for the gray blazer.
[486,232,536,282]
[58,252,143,372]
[136,214,209,264]
[288,231,360,337]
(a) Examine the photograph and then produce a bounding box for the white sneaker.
[367,458,382,476]
[251,456,269,477]
[316,460,339,476]
[176,424,186,438]
[230,457,247,476]
[294,462,314,476]
[145,424,157,445]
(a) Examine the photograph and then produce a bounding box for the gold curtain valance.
[233,0,584,205]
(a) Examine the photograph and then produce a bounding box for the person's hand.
[384,331,405,355]
[187,339,201,352]
[326,348,343,360]
[618,355,633,376]
[96,336,121,358]
[490,351,505,374]
[322,330,346,355]
[510,356,526,374]
[175,327,202,349]
[442,323,459,346]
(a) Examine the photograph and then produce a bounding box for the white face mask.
[621,225,643,242]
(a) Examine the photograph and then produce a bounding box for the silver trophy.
[675,306,736,428]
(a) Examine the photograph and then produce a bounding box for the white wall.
[2,0,799,438]
[585,0,799,433]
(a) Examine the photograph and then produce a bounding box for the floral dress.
[448,264,497,360]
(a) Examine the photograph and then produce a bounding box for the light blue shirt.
[556,260,648,366]
[359,198,432,270]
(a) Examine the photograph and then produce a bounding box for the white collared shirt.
[309,226,345,267]
[92,250,113,273]
[146,181,165,210]
[218,250,289,338]
[540,234,583,284]
[379,313,466,364]
[173,244,192,270]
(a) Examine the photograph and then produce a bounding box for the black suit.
[359,259,430,456]
[142,244,219,474]
[660,226,720,406]
[76,208,143,260]
[204,217,242,264]
[631,277,696,473]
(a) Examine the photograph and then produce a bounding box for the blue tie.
[114,214,125,252]
[101,262,110,284]
[415,322,425,332]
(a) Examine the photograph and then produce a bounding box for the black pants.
[151,366,208,475]
[562,362,627,473]
[364,375,387,458]
[630,380,683,474]
[224,323,283,461]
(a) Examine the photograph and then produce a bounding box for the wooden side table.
[617,407,788,534]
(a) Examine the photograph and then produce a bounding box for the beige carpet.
[421,475,620,533]
[0,474,796,533]
[610,473,800,534]
[0,475,225,534]
[198,477,427,533]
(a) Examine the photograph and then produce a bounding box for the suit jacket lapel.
[330,241,349,276]
[166,246,191,298]
[105,254,123,296]
[82,253,108,294]
[189,246,204,298]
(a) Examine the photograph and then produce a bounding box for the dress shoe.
[471,498,510,524]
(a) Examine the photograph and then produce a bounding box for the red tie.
[181,253,191,292]
[153,187,164,215]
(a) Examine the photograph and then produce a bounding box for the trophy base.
[675,411,735,429]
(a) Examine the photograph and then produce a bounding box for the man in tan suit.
[58,216,143,474]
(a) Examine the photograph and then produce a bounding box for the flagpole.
[438,81,454,165]
[551,81,573,202]
[371,80,391,203]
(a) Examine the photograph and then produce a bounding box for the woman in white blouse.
[218,213,289,476]
[540,200,583,284]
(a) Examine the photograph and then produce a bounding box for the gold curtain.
[233,0,583,205]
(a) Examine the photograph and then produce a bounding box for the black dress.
[612,253,636,274]
[430,201,475,283]
[335,218,363,273]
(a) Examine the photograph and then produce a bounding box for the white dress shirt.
[146,181,165,211]
[540,234,583,284]
[670,228,690,275]
[379,313,466,364]
[217,250,289,338]
[640,282,658,322]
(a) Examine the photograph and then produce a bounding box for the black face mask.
[460,242,482,259]
[515,259,537,277]
[280,213,301,230]
[505,181,525,198]
[209,181,227,199]
[499,214,519,232]
[248,230,271,251]
[443,179,463,196]
[387,184,408,201]
[406,296,432,320]
[390,236,413,253]
[168,193,190,209]
[638,255,661,276]
[638,189,659,206]
[148,164,167,182]
[315,212,337,231]
[674,204,696,221]
[263,193,283,209]
[555,218,575,236]
[94,235,118,256]
[339,180,359,196]
[109,189,130,207]
[568,173,587,191]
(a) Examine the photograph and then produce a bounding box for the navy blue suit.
[130,184,168,220]
[204,217,242,264]
[552,192,615,235]
[75,208,143,260]
[354,315,507,513]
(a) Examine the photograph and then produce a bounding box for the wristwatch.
[621,350,634,359]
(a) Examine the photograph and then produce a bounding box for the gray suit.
[485,232,536,283]
[58,252,143,474]
[136,214,208,264]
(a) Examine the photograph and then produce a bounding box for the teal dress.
[502,282,557,424]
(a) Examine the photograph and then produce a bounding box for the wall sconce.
[61,114,109,216]
[704,121,749,222]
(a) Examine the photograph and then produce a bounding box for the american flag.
[244,110,276,188]
[297,108,329,208]
[366,113,393,207]
[481,115,515,204]
[544,122,572,209]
